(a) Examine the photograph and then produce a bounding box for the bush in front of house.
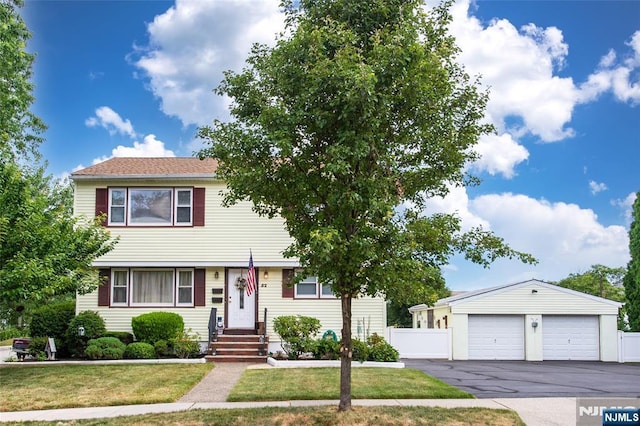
[66,311,107,358]
[273,315,321,359]
[154,339,171,357]
[131,312,184,345]
[84,337,126,360]
[124,342,156,359]
[29,300,75,357]
[352,338,370,362]
[103,331,135,345]
[312,335,341,360]
[366,333,399,362]
[172,328,201,359]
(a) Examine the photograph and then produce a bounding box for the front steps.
[205,332,268,363]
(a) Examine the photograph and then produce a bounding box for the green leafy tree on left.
[1,0,46,162]
[0,163,117,323]
[0,0,117,325]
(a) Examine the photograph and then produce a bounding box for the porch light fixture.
[214,271,219,279]
[263,270,269,280]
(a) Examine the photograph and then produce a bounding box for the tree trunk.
[338,295,352,411]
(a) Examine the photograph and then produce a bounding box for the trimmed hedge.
[131,312,184,344]
[103,331,135,345]
[66,311,106,358]
[124,342,156,359]
[85,337,126,360]
[29,300,75,341]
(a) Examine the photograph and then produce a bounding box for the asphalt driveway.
[403,359,640,399]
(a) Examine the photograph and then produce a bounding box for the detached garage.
[409,279,622,361]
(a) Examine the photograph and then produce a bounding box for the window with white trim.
[293,272,337,299]
[111,269,128,305]
[107,187,194,226]
[295,275,318,298]
[106,268,194,307]
[177,269,194,305]
[109,189,126,225]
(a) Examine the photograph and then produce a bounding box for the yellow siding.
[77,268,224,339]
[79,268,385,343]
[74,180,293,263]
[451,283,619,315]
[259,269,387,344]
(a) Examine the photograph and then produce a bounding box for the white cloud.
[579,30,640,104]
[612,191,638,226]
[470,133,529,178]
[589,180,608,195]
[426,188,630,290]
[90,134,175,165]
[449,0,577,143]
[132,0,284,126]
[85,106,136,138]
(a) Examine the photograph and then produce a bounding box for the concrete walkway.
[0,347,577,425]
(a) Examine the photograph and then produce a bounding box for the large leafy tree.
[198,0,535,410]
[0,0,46,162]
[0,0,116,324]
[0,163,117,323]
[624,192,640,331]
[555,264,626,329]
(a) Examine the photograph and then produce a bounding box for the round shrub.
[66,311,106,358]
[368,341,400,362]
[352,339,369,363]
[103,331,135,345]
[84,337,126,360]
[29,300,75,338]
[154,339,170,357]
[125,342,156,359]
[131,312,184,345]
[312,336,340,360]
[273,315,321,359]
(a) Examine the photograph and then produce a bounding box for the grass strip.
[228,367,473,401]
[0,363,213,412]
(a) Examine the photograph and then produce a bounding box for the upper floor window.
[108,188,193,226]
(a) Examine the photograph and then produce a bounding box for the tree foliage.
[0,163,117,321]
[624,192,640,331]
[555,264,627,329]
[198,0,535,410]
[0,0,116,325]
[0,0,46,162]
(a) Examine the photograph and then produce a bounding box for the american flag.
[246,251,256,297]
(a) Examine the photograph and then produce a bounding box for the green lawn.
[228,367,473,401]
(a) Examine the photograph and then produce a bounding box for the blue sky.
[22,0,639,291]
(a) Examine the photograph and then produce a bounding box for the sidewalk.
[0,348,576,425]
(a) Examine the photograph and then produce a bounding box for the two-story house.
[71,157,386,360]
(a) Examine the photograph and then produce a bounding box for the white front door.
[227,268,256,329]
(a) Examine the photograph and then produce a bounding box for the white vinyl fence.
[618,331,640,363]
[385,327,451,359]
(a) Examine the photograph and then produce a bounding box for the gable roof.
[409,278,622,312]
[70,157,218,180]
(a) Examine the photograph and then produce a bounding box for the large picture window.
[107,187,194,226]
[109,269,194,307]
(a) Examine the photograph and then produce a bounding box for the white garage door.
[468,315,524,360]
[542,315,599,360]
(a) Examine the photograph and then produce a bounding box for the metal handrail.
[208,307,217,349]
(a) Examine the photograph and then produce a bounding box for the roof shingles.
[71,157,218,177]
